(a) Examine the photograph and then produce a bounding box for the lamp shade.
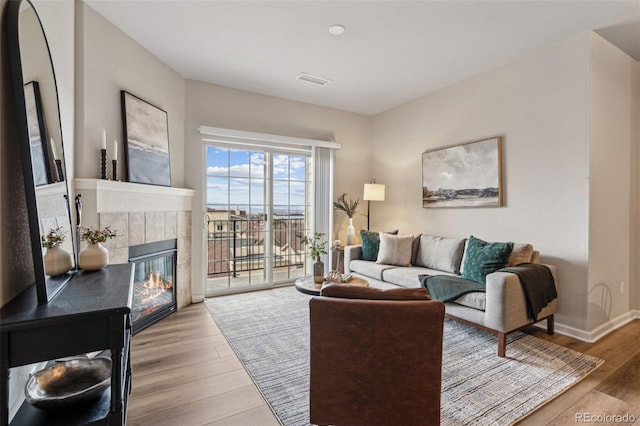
[363,183,385,201]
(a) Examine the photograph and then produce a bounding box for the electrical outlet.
[620,281,625,294]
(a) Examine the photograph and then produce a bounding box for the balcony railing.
[206,217,307,277]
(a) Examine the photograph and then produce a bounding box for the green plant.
[333,193,360,218]
[41,226,67,249]
[80,226,118,244]
[301,232,327,261]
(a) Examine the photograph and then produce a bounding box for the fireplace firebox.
[129,239,177,334]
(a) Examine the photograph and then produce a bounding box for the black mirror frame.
[6,0,75,304]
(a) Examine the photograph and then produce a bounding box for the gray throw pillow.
[376,233,414,266]
[416,235,466,274]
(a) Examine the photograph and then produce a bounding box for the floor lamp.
[363,179,385,230]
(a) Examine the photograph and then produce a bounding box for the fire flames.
[145,270,173,291]
[132,269,174,321]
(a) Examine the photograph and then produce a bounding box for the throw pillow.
[360,229,398,261]
[461,235,514,284]
[376,233,414,266]
[507,243,534,266]
[321,282,429,300]
[415,235,466,274]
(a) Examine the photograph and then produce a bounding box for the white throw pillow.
[376,233,414,266]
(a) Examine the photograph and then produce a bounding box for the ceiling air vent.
[296,72,332,86]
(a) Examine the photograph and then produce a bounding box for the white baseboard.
[548,310,640,343]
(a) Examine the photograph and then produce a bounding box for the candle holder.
[55,159,64,182]
[112,159,118,181]
[100,149,107,179]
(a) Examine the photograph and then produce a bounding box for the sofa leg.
[498,332,506,357]
[547,315,555,335]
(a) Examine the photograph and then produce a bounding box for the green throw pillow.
[360,229,398,261]
[461,236,514,284]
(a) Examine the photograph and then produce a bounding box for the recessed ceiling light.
[328,24,345,36]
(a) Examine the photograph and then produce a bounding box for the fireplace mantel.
[74,178,195,309]
[75,178,194,214]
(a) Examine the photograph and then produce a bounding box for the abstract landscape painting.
[422,136,503,208]
[121,91,171,186]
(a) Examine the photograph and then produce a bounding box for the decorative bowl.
[25,356,111,409]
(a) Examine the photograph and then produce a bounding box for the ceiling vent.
[296,72,332,86]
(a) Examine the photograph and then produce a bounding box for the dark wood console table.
[0,263,134,425]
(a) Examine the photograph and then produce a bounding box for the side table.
[331,246,345,273]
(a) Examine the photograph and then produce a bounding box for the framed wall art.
[422,136,503,208]
[121,91,171,186]
[24,81,53,186]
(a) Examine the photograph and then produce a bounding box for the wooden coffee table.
[294,275,368,296]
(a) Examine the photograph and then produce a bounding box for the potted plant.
[41,227,72,276]
[333,193,360,245]
[301,232,328,283]
[78,226,118,271]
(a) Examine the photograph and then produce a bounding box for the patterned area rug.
[204,286,603,426]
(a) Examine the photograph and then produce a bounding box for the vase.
[43,246,73,276]
[78,242,109,271]
[346,217,356,246]
[313,259,325,283]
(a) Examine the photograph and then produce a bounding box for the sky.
[422,138,500,190]
[206,146,309,212]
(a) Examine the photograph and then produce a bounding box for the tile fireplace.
[129,239,177,334]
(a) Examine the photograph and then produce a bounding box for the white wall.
[372,34,592,330]
[588,33,637,329]
[184,80,372,301]
[76,2,185,188]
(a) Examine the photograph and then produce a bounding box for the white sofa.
[344,233,558,356]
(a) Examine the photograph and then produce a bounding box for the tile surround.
[100,210,192,309]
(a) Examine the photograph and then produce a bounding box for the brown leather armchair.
[309,283,445,426]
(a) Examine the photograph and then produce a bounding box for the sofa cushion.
[416,235,466,274]
[360,229,398,261]
[320,282,429,300]
[349,260,398,281]
[383,266,457,289]
[377,233,414,266]
[453,292,487,311]
[507,243,534,266]
[461,236,514,284]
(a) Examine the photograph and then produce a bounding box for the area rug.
[204,286,603,426]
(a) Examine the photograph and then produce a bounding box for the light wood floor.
[127,301,640,425]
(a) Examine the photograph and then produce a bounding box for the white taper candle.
[50,137,58,160]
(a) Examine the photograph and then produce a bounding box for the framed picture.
[24,81,52,186]
[422,136,503,208]
[121,91,171,186]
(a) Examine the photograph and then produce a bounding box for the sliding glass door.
[205,144,311,295]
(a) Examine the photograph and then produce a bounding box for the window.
[200,126,339,296]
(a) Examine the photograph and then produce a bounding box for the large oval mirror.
[7,0,76,303]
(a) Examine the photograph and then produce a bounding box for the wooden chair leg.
[547,315,555,335]
[498,332,506,357]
